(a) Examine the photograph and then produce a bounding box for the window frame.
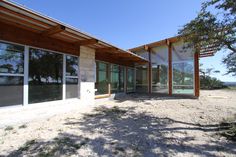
[0,41,25,107]
[0,40,80,106]
[65,54,79,99]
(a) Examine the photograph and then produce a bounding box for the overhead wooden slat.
[0,13,43,33]
[0,6,51,28]
[200,54,214,58]
[41,25,65,36]
[74,39,98,46]
[0,12,45,31]
[51,33,78,43]
[60,31,86,41]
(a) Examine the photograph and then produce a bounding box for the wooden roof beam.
[96,47,119,53]
[165,39,170,46]
[41,25,65,36]
[115,52,134,57]
[74,39,98,46]
[144,45,149,51]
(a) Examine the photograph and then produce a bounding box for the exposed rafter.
[144,45,149,51]
[41,25,65,36]
[165,39,170,46]
[74,39,98,46]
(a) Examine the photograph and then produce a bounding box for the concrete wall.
[79,46,96,106]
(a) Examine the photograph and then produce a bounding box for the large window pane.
[111,64,124,93]
[95,62,109,95]
[173,62,194,94]
[66,78,78,99]
[119,66,124,92]
[134,50,149,93]
[151,46,169,93]
[29,48,63,104]
[172,41,194,95]
[0,76,23,107]
[136,65,148,92]
[0,42,24,107]
[66,55,78,99]
[66,55,78,76]
[127,68,135,92]
[0,42,24,74]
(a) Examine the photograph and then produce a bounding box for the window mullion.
[63,54,66,100]
[23,46,29,106]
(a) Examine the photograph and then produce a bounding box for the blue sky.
[13,0,235,82]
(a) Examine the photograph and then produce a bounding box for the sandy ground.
[0,90,236,157]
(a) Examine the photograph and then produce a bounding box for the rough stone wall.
[79,46,96,105]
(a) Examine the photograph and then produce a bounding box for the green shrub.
[200,75,226,89]
[5,126,14,131]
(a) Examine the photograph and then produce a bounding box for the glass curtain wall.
[0,42,24,107]
[28,48,63,103]
[127,67,135,92]
[172,42,194,95]
[136,64,148,92]
[151,46,169,93]
[110,64,124,93]
[135,50,149,93]
[65,55,79,99]
[95,61,109,95]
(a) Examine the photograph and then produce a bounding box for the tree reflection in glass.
[0,42,24,74]
[28,48,63,104]
[0,42,24,107]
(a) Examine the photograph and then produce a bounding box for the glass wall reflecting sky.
[172,41,194,95]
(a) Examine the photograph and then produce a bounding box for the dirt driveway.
[0,90,236,157]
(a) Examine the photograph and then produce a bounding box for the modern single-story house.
[0,0,215,108]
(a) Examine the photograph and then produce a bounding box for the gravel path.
[0,90,236,157]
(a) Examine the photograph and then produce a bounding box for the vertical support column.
[168,42,172,96]
[62,54,66,100]
[108,64,111,96]
[124,66,127,93]
[79,46,96,105]
[134,65,136,92]
[23,46,29,106]
[148,49,152,94]
[194,52,200,97]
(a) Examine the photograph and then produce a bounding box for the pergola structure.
[129,36,218,97]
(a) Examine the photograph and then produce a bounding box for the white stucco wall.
[79,46,96,106]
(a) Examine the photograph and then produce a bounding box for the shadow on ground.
[113,93,197,104]
[7,106,236,157]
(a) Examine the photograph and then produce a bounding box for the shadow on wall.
[7,106,236,157]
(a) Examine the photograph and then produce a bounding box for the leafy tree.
[199,65,225,89]
[223,52,236,76]
[178,0,236,76]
